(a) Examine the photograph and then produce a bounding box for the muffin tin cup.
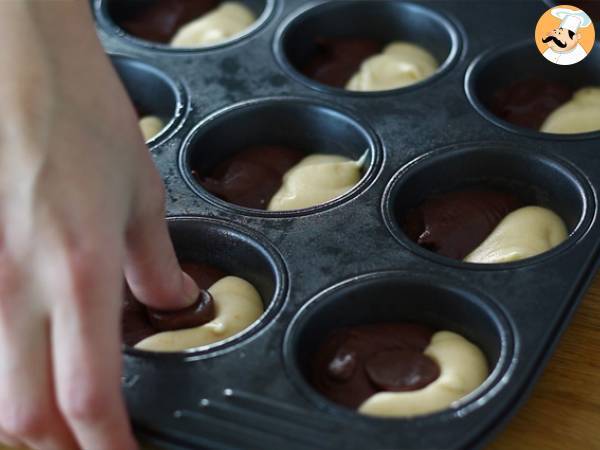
[283,270,515,423]
[179,96,383,218]
[274,0,462,96]
[110,54,188,146]
[465,39,600,140]
[123,216,288,361]
[96,0,277,53]
[383,142,596,270]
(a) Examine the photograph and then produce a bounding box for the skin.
[542,27,581,52]
[0,2,200,450]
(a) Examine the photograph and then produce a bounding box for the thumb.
[124,212,199,311]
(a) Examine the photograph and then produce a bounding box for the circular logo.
[535,5,595,65]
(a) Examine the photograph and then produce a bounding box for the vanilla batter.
[267,154,363,211]
[465,206,568,264]
[358,331,488,417]
[541,87,600,134]
[139,115,165,141]
[170,2,256,48]
[346,42,438,92]
[135,276,263,352]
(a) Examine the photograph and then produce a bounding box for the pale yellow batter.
[358,331,488,417]
[135,276,263,352]
[267,154,363,211]
[346,42,439,92]
[139,115,165,141]
[465,206,568,264]
[170,2,256,48]
[541,87,600,134]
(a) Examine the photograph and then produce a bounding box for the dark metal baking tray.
[92,1,600,448]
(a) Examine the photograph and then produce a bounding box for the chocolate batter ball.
[122,262,225,346]
[146,290,215,332]
[301,37,383,88]
[402,189,522,260]
[490,78,573,130]
[311,323,440,409]
[109,0,219,43]
[193,145,305,209]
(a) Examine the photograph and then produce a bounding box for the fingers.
[0,269,78,450]
[50,247,138,450]
[124,180,198,311]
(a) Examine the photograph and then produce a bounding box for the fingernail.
[182,271,200,306]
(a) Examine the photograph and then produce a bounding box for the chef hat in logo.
[551,7,592,33]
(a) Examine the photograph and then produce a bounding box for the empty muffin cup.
[383,144,593,267]
[179,97,381,216]
[98,0,274,50]
[110,54,185,144]
[465,40,600,138]
[275,0,460,94]
[123,216,287,357]
[283,271,513,418]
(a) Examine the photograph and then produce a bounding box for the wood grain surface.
[487,272,600,450]
[2,274,599,450]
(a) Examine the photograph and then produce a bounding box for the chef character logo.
[535,5,595,65]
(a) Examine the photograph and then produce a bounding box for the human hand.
[0,2,198,449]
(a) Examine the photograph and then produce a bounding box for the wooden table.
[488,272,600,450]
[3,274,599,450]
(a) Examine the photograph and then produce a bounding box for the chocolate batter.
[147,290,215,331]
[490,78,573,130]
[402,189,522,260]
[133,103,144,117]
[301,37,383,88]
[109,0,219,43]
[311,323,440,409]
[193,145,305,209]
[122,262,225,346]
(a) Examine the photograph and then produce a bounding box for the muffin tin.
[93,1,600,449]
